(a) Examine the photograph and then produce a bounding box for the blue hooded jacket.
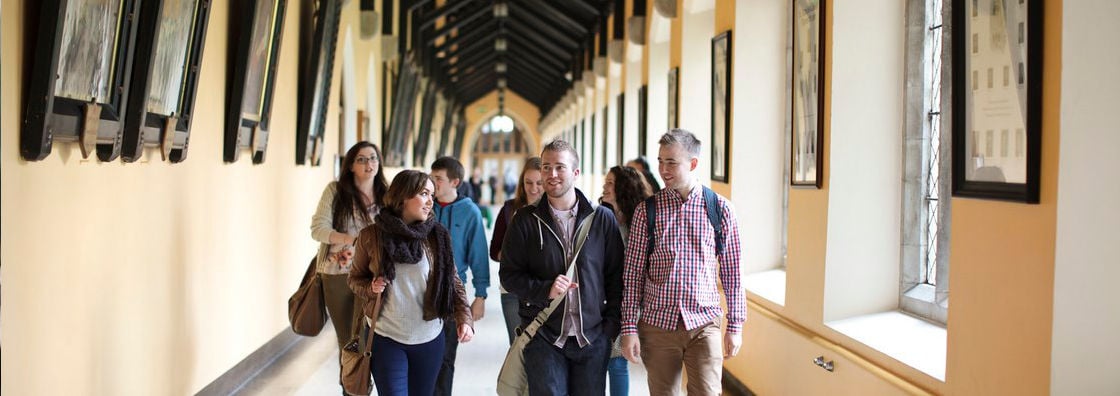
[433,195,490,298]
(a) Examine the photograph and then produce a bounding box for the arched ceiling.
[385,0,636,116]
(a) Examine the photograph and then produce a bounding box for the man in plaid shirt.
[620,129,745,396]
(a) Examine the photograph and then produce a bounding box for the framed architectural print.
[638,84,648,156]
[951,0,1042,203]
[711,31,732,183]
[791,0,824,188]
[225,0,287,164]
[297,0,343,166]
[668,66,680,130]
[22,0,142,162]
[122,0,212,163]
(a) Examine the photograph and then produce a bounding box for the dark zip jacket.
[499,188,624,344]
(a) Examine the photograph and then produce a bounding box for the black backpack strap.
[644,195,658,258]
[703,186,724,256]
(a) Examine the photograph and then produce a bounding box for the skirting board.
[724,367,756,396]
[196,327,305,396]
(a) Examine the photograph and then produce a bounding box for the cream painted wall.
[678,8,715,185]
[822,0,904,321]
[1051,1,1120,393]
[0,0,370,394]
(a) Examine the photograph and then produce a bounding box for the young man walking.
[500,140,625,396]
[620,129,745,396]
[430,156,490,395]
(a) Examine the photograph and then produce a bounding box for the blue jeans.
[501,293,521,344]
[607,356,629,396]
[370,330,445,396]
[433,320,459,395]
[523,334,610,396]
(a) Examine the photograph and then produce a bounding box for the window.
[901,0,949,324]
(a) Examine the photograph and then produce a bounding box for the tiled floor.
[236,245,650,395]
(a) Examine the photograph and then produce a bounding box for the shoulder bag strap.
[520,210,598,339]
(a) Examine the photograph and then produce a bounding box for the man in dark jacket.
[500,139,624,396]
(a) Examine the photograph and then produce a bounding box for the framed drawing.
[22,0,142,162]
[122,0,212,163]
[951,0,1042,203]
[617,93,625,165]
[791,0,825,188]
[711,31,732,183]
[668,66,680,130]
[297,0,343,166]
[225,0,288,164]
[638,85,648,156]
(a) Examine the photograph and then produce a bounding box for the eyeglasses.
[355,156,379,165]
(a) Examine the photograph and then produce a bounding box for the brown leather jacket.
[347,225,473,330]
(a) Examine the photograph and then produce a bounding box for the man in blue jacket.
[500,140,624,396]
[431,156,489,396]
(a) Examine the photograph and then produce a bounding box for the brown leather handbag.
[287,257,327,336]
[342,294,382,396]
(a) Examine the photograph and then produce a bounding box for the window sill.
[826,311,946,381]
[744,268,786,306]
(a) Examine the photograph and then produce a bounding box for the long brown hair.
[608,165,653,227]
[382,170,433,221]
[334,142,389,230]
[511,157,543,211]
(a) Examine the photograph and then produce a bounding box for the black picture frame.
[297,0,343,166]
[122,0,212,163]
[21,0,142,162]
[791,0,825,188]
[638,84,648,156]
[225,0,288,164]
[617,93,625,165]
[711,31,732,183]
[668,66,680,130]
[951,0,1042,203]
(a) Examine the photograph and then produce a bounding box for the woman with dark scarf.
[349,170,475,396]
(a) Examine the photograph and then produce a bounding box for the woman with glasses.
[310,141,389,393]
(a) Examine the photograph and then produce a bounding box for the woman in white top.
[350,170,475,396]
[309,141,388,390]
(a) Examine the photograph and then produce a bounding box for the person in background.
[349,170,474,396]
[600,165,654,396]
[430,156,490,395]
[309,142,389,394]
[626,156,662,194]
[490,157,544,343]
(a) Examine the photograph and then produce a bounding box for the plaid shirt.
[621,185,745,335]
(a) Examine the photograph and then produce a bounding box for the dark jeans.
[607,356,629,396]
[523,333,610,396]
[433,320,459,395]
[501,292,521,344]
[370,330,445,396]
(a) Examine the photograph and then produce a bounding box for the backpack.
[645,186,724,257]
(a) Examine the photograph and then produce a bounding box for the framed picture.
[122,0,212,163]
[225,0,288,164]
[791,0,825,188]
[668,66,680,130]
[951,0,1042,203]
[638,85,648,156]
[297,0,343,166]
[21,0,142,162]
[711,31,732,183]
[617,93,625,165]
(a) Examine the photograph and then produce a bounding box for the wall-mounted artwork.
[22,0,142,162]
[297,0,342,166]
[122,0,212,163]
[791,0,825,188]
[711,31,732,183]
[225,0,287,164]
[638,85,648,156]
[617,93,625,165]
[951,0,1042,203]
[668,66,680,130]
